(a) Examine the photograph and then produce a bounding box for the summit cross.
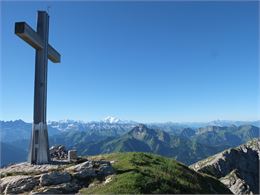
[15,11,61,164]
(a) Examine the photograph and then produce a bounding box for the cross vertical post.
[30,11,50,164]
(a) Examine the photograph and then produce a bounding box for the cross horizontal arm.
[15,22,61,63]
[15,22,43,50]
[48,45,61,63]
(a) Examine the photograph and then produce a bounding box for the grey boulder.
[40,171,71,186]
[98,164,114,176]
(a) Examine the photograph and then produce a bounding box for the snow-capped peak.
[103,116,120,124]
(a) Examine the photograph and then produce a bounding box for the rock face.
[190,138,260,194]
[66,160,114,179]
[34,181,81,194]
[1,175,38,194]
[67,161,97,179]
[0,159,114,194]
[40,171,71,186]
[0,162,68,176]
[220,169,252,195]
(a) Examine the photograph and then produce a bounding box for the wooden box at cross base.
[68,150,78,162]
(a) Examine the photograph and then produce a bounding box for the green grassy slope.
[80,152,231,194]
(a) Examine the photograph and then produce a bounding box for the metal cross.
[15,11,61,164]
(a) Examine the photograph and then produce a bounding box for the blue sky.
[1,1,259,122]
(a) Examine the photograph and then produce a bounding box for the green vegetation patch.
[80,152,231,194]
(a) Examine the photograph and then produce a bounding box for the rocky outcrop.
[0,159,114,194]
[0,162,66,175]
[66,160,114,179]
[220,169,252,195]
[1,175,38,194]
[190,138,260,194]
[40,171,71,186]
[33,181,81,194]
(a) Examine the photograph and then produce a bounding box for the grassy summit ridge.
[80,152,231,194]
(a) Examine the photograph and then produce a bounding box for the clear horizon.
[1,1,260,122]
[1,117,260,124]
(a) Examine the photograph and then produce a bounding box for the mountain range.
[1,138,259,194]
[1,119,259,167]
[73,124,259,165]
[1,119,259,194]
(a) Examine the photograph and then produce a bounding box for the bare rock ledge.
[0,159,114,194]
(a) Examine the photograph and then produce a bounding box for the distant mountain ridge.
[0,120,60,143]
[2,118,259,131]
[0,119,259,166]
[74,124,259,165]
[1,118,258,141]
[190,125,259,151]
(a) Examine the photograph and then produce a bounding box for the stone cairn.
[49,145,68,160]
